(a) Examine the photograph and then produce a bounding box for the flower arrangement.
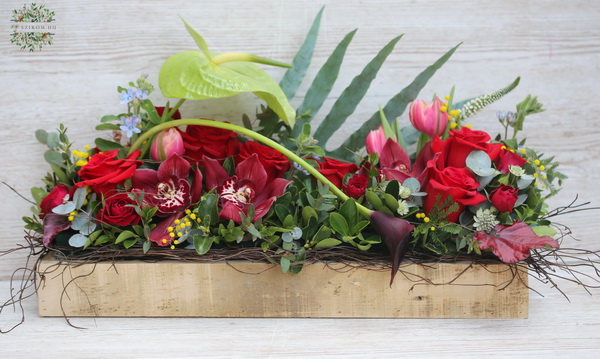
[4,11,599,324]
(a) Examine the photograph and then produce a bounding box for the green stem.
[167,99,186,119]
[211,52,292,68]
[129,119,373,218]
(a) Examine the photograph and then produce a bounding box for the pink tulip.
[151,128,184,162]
[366,126,387,155]
[409,97,448,137]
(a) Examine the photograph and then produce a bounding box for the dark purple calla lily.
[370,211,414,286]
[203,154,291,224]
[131,153,202,216]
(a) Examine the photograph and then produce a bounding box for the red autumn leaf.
[475,221,559,263]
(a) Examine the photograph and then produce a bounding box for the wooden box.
[36,255,528,318]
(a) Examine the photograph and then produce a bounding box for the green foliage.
[159,19,296,127]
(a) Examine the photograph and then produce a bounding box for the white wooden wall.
[1,1,599,355]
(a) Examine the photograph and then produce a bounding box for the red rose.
[424,163,486,222]
[432,127,503,169]
[344,175,368,199]
[39,185,69,218]
[490,185,519,213]
[155,106,181,120]
[236,141,291,180]
[97,193,140,226]
[76,149,142,196]
[179,124,240,165]
[495,149,527,174]
[317,157,359,188]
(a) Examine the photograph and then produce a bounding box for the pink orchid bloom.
[409,97,449,137]
[131,153,202,216]
[202,154,291,224]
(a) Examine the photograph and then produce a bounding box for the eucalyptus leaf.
[52,199,75,215]
[402,178,421,193]
[281,232,294,243]
[280,257,291,273]
[46,132,60,149]
[44,150,65,168]
[515,194,528,207]
[466,150,495,177]
[35,129,48,145]
[68,233,88,248]
[72,187,87,209]
[517,174,534,189]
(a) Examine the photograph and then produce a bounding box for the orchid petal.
[191,166,203,203]
[131,169,159,190]
[42,214,71,247]
[150,213,184,246]
[235,154,267,191]
[202,155,229,190]
[379,138,411,170]
[157,153,190,182]
[219,201,245,224]
[254,178,291,204]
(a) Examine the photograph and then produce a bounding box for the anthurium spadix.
[158,18,296,128]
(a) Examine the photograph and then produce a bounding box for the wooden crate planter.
[36,255,528,319]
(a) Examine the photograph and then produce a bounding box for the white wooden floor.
[1,273,599,358]
[1,1,600,356]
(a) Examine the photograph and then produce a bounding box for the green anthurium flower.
[158,18,296,128]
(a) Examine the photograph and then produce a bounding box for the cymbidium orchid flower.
[131,153,202,216]
[366,126,433,186]
[202,154,291,224]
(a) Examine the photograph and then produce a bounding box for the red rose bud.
[39,184,69,219]
[97,193,141,226]
[344,175,368,199]
[495,149,527,174]
[370,211,414,286]
[151,128,185,162]
[409,97,448,137]
[490,185,519,213]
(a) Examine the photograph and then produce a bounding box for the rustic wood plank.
[2,0,600,280]
[36,257,528,319]
[1,266,599,357]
